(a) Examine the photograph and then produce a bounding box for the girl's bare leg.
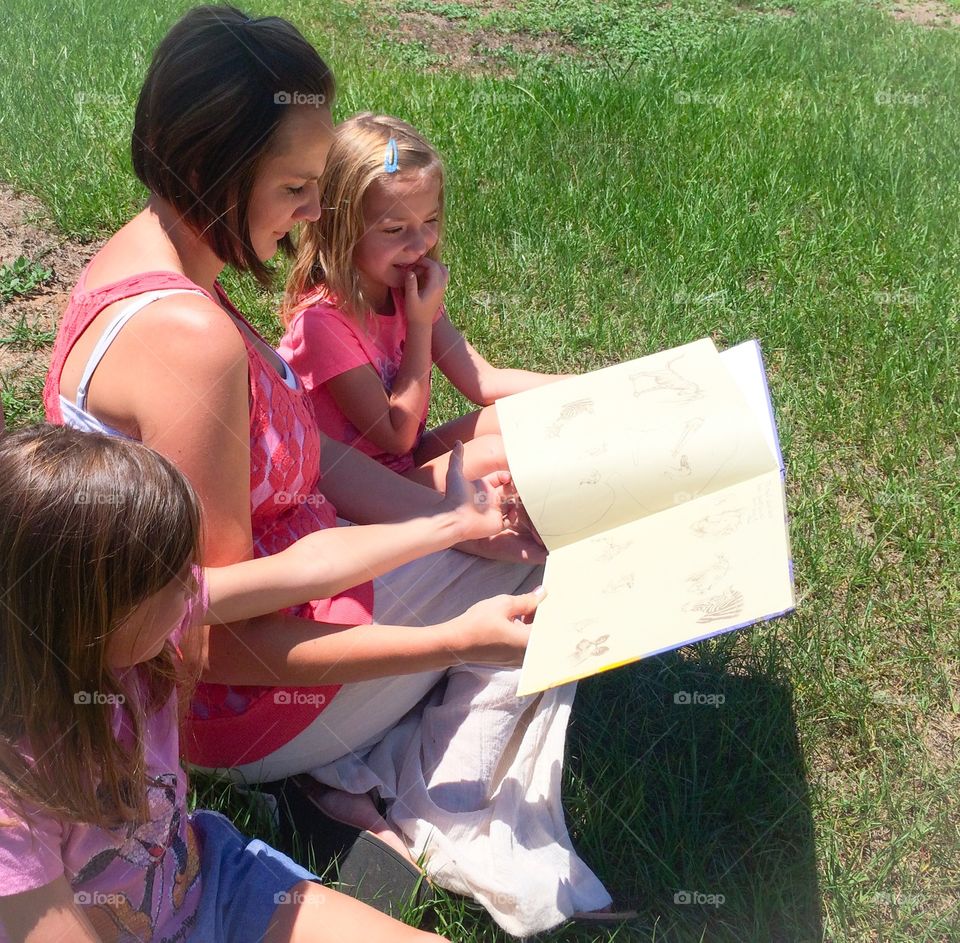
[263,880,448,943]
[405,433,507,490]
[414,405,501,464]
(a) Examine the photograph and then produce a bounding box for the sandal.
[259,775,436,920]
[570,904,641,925]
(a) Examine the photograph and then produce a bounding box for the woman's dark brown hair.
[132,4,336,284]
[0,425,201,827]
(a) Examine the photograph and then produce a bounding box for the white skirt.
[214,546,611,936]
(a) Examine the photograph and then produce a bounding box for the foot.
[313,787,418,868]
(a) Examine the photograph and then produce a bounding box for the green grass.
[0,253,56,425]
[393,0,767,68]
[1,0,959,940]
[0,373,46,427]
[0,255,53,303]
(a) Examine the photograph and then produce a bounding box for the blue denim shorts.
[190,810,320,942]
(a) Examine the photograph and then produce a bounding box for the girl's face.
[353,170,441,304]
[247,105,336,262]
[107,565,197,668]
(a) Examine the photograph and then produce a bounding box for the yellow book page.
[516,468,793,695]
[497,338,780,551]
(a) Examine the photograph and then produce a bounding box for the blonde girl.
[0,425,446,943]
[280,112,567,490]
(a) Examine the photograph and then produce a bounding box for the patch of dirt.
[425,0,527,10]
[921,665,960,772]
[736,4,796,16]
[365,0,960,79]
[890,1,960,27]
[923,709,960,772]
[836,491,876,548]
[0,184,101,417]
[380,7,583,76]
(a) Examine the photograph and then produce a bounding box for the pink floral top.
[44,269,374,768]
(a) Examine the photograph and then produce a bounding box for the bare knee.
[263,880,448,943]
[462,433,509,478]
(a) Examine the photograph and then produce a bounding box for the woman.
[43,5,613,934]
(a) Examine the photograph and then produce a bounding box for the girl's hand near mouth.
[404,257,448,326]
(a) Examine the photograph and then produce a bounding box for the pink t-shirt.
[278,288,443,474]
[0,578,206,942]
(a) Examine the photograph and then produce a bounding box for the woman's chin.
[255,234,290,262]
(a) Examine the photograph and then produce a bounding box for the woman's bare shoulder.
[126,291,248,374]
[80,213,247,369]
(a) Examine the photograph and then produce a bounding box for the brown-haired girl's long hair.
[132,4,336,285]
[0,426,201,827]
[282,112,445,324]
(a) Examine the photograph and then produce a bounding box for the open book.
[497,338,794,696]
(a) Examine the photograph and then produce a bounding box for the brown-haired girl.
[279,112,567,489]
[0,425,446,943]
[42,5,615,933]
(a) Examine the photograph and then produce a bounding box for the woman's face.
[247,105,335,262]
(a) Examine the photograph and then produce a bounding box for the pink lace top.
[44,269,374,768]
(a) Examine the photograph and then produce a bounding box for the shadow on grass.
[565,645,822,942]
[188,643,821,942]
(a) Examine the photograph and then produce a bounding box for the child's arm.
[431,315,568,406]
[202,442,510,624]
[0,877,102,943]
[324,260,446,456]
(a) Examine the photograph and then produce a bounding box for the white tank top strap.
[74,288,206,410]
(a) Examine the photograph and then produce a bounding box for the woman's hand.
[439,441,509,540]
[449,586,546,666]
[441,450,548,562]
[404,258,448,326]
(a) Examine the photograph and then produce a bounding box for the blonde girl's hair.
[0,425,201,828]
[282,112,445,324]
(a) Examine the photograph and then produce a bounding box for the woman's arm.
[431,316,567,406]
[120,297,502,563]
[317,433,462,524]
[118,295,258,566]
[0,877,103,943]
[191,587,545,686]
[318,434,544,562]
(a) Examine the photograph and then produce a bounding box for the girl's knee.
[474,433,506,463]
[265,880,447,942]
[461,434,509,479]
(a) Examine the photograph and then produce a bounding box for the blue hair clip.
[384,137,399,174]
